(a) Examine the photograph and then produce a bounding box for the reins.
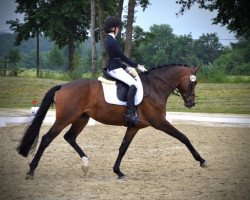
[144,65,198,100]
[148,70,181,97]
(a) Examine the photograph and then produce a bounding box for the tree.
[137,24,175,67]
[7,0,43,77]
[7,48,22,76]
[7,48,21,65]
[46,45,66,70]
[90,0,97,73]
[124,0,150,58]
[124,0,136,58]
[213,38,250,75]
[42,0,91,71]
[0,33,16,57]
[98,0,106,68]
[176,0,250,38]
[171,34,194,64]
[193,33,223,64]
[152,49,169,66]
[8,0,91,72]
[131,25,154,63]
[117,0,124,41]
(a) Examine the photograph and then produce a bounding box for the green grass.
[167,83,250,114]
[227,76,250,83]
[0,77,250,114]
[0,77,66,108]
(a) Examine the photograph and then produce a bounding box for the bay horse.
[17,64,208,179]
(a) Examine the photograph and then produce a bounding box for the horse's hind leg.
[26,122,65,179]
[64,114,90,175]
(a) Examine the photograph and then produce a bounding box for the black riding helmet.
[104,16,121,33]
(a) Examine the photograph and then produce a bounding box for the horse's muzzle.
[185,101,195,108]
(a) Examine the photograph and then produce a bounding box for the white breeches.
[108,68,138,88]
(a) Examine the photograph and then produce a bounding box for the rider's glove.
[137,65,147,72]
[125,67,138,77]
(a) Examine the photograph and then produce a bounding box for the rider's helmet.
[104,16,121,33]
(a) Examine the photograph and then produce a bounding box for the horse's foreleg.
[153,120,208,167]
[113,127,139,179]
[64,114,90,175]
[26,122,64,179]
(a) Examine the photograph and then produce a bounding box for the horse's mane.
[146,63,191,73]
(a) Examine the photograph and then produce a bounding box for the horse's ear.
[194,65,201,74]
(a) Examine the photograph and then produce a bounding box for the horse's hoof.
[25,172,34,180]
[201,160,209,168]
[82,165,89,176]
[117,174,126,180]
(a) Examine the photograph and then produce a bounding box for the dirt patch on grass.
[0,124,249,199]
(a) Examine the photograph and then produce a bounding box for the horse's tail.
[17,85,62,157]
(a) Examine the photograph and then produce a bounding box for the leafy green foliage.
[192,33,224,64]
[6,48,23,76]
[2,22,249,82]
[134,25,224,68]
[46,46,66,70]
[7,48,21,64]
[0,33,16,57]
[7,0,91,71]
[176,0,250,38]
[41,0,91,48]
[198,63,228,83]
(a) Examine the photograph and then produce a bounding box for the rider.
[104,16,147,126]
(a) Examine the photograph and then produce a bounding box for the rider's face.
[114,26,120,36]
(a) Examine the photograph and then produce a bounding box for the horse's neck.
[141,67,183,102]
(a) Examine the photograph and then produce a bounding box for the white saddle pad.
[99,75,143,106]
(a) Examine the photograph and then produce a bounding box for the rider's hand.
[125,67,138,77]
[137,64,147,72]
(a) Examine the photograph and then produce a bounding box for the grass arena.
[0,122,249,200]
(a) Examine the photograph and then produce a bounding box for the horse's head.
[177,66,199,108]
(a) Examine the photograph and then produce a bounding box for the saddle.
[101,69,129,102]
[98,69,144,106]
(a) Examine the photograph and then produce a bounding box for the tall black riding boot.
[124,85,138,127]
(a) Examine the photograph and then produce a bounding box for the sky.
[0,0,237,46]
[127,0,237,45]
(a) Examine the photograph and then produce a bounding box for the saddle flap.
[98,75,144,106]
[116,81,129,102]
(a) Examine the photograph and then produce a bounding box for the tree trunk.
[117,0,124,41]
[68,37,75,71]
[98,0,106,68]
[36,31,40,77]
[124,0,136,58]
[90,0,97,73]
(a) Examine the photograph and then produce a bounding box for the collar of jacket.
[108,33,116,38]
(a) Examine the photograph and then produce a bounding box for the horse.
[17,64,208,179]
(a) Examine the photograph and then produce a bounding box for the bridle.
[147,66,198,106]
[180,67,197,106]
[154,67,197,104]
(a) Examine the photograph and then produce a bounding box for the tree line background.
[0,0,249,82]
